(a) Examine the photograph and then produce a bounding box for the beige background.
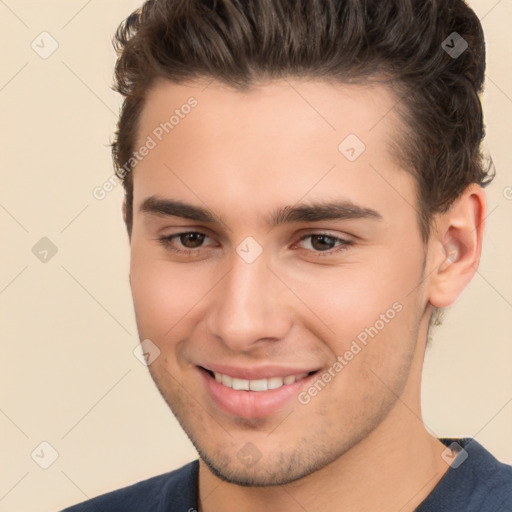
[1,1,511,511]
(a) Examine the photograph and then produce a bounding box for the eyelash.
[157,231,353,258]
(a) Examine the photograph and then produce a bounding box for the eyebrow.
[140,196,383,226]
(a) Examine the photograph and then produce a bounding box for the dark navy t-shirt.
[60,438,512,511]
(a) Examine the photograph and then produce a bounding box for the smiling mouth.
[201,367,318,392]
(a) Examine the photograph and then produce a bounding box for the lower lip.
[199,367,317,419]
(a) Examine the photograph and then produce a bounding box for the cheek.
[129,249,215,338]
[282,255,420,342]
[273,245,425,383]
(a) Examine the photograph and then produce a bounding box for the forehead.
[137,77,402,149]
[132,78,413,226]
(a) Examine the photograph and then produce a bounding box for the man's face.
[129,78,430,485]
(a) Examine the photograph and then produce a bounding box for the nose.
[206,250,293,352]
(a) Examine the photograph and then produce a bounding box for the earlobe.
[428,184,486,308]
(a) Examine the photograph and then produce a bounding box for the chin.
[198,447,325,487]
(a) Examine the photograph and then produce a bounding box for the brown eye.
[157,231,211,255]
[296,232,353,257]
[309,234,337,251]
[179,232,206,248]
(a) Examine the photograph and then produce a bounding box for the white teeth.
[212,371,310,392]
[249,379,268,391]
[221,374,232,387]
[232,378,249,391]
[283,375,296,385]
[267,377,284,389]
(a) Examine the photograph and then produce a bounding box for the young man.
[62,0,511,510]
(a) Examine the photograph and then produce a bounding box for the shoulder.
[59,459,199,512]
[464,439,512,510]
[417,438,512,512]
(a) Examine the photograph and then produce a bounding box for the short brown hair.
[111,0,493,242]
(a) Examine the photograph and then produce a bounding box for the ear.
[427,184,486,308]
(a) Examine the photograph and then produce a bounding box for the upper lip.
[199,363,319,380]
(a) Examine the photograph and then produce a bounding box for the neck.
[198,403,448,510]
[198,317,449,512]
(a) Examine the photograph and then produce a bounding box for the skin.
[127,78,486,512]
